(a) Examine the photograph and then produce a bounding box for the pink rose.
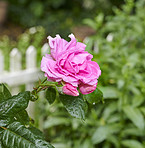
[41,34,101,96]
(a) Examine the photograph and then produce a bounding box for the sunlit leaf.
[121,140,143,148]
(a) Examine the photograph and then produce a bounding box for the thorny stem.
[32,78,47,94]
[31,78,57,95]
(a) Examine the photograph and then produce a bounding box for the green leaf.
[123,106,144,130]
[45,87,57,104]
[28,126,44,140]
[102,102,118,120]
[0,110,29,127]
[0,140,4,148]
[140,107,145,116]
[107,135,120,148]
[84,88,103,104]
[81,139,94,148]
[15,110,30,125]
[1,122,54,148]
[100,86,118,99]
[83,19,97,30]
[92,123,122,144]
[0,117,13,127]
[0,128,3,134]
[59,94,88,120]
[0,84,12,102]
[121,140,143,148]
[0,129,4,147]
[132,95,144,107]
[0,91,30,117]
[121,128,144,137]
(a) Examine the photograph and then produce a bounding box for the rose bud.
[79,84,97,95]
[63,83,79,96]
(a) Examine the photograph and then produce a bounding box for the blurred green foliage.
[35,0,145,147]
[8,0,124,37]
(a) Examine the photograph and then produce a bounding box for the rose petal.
[47,35,68,60]
[72,52,93,64]
[41,56,62,81]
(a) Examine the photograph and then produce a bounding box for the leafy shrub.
[0,84,54,148]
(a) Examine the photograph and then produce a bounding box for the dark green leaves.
[59,94,88,120]
[0,117,13,127]
[15,110,30,125]
[0,83,12,102]
[0,143,2,148]
[0,84,54,148]
[0,91,30,117]
[45,87,57,104]
[84,88,103,104]
[1,122,54,148]
[0,140,4,148]
[0,110,29,127]
[0,86,31,127]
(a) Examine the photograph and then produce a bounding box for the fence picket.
[94,41,99,53]
[41,43,50,56]
[106,33,113,42]
[26,45,37,118]
[26,45,36,69]
[83,37,90,44]
[0,50,4,74]
[10,48,21,94]
[10,48,21,72]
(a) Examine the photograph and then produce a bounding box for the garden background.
[0,0,145,147]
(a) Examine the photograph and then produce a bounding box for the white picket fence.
[0,43,50,117]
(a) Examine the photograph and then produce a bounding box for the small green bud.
[30,93,38,101]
